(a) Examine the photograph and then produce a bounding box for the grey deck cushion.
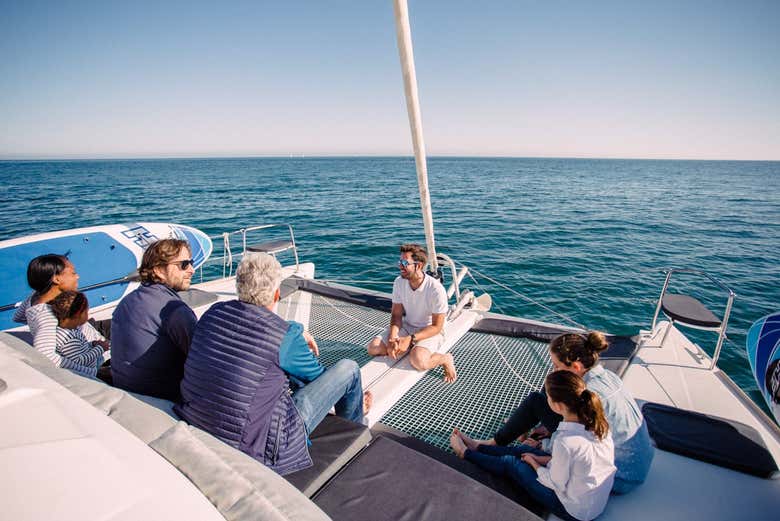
[661,294,721,328]
[0,332,178,443]
[601,358,631,378]
[284,414,372,497]
[598,336,640,378]
[643,402,779,478]
[313,436,543,521]
[5,330,34,346]
[151,422,332,521]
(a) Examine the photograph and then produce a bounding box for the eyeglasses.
[168,259,194,270]
[398,259,418,267]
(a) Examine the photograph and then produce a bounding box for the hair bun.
[585,331,609,353]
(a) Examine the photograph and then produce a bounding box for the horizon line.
[1,153,778,163]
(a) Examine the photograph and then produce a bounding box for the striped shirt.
[14,294,106,378]
[55,327,104,376]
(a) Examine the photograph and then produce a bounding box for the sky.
[1,0,778,160]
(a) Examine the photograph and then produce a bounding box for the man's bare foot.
[442,353,457,383]
[363,391,373,415]
[454,428,479,451]
[450,429,467,459]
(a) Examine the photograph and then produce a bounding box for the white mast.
[392,0,439,274]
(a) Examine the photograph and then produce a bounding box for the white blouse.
[536,421,616,521]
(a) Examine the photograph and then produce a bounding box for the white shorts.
[376,321,445,352]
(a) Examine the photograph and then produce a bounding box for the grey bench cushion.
[0,332,178,443]
[313,436,543,521]
[151,422,332,521]
[285,414,372,497]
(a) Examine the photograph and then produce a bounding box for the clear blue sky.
[1,0,778,160]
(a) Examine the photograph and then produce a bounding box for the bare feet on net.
[442,353,457,383]
[450,429,467,459]
[454,428,479,451]
[363,391,373,415]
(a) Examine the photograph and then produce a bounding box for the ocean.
[1,156,778,414]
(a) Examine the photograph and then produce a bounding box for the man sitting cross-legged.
[366,243,457,383]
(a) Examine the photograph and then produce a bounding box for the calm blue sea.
[1,157,778,413]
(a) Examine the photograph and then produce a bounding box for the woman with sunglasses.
[452,332,654,494]
[13,253,109,376]
[110,238,197,401]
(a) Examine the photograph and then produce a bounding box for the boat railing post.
[287,224,300,270]
[710,290,735,370]
[436,253,460,301]
[223,232,232,277]
[651,269,673,333]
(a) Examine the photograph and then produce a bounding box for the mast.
[392,0,439,274]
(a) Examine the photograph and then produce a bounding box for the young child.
[50,291,109,378]
[451,370,616,521]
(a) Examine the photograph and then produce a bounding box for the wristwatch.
[410,333,417,347]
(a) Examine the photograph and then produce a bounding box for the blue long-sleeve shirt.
[279,321,324,383]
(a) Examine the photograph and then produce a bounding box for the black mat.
[371,423,545,516]
[285,415,372,497]
[313,435,543,521]
[643,402,779,478]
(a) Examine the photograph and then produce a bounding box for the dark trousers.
[494,390,563,446]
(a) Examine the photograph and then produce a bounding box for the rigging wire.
[461,262,587,330]
[488,334,541,390]
[318,279,394,286]
[317,294,385,332]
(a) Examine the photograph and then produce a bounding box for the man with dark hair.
[366,243,456,382]
[110,238,197,400]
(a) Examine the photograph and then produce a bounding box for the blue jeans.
[465,444,579,521]
[292,359,364,433]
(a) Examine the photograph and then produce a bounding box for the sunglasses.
[398,259,418,267]
[168,259,194,270]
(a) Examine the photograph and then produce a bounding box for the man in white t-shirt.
[366,244,457,383]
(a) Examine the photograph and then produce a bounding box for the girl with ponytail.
[450,370,616,521]
[452,331,654,494]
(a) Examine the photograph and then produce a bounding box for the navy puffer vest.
[175,299,312,475]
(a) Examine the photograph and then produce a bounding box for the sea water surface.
[1,157,778,414]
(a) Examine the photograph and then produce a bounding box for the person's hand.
[92,340,110,352]
[518,425,550,443]
[529,425,550,440]
[521,438,541,449]
[387,337,399,359]
[397,335,412,354]
[521,453,540,470]
[303,331,319,357]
